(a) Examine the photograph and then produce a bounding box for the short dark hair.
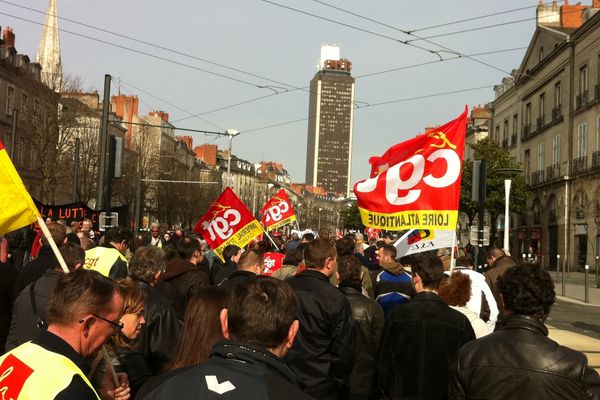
[223,245,241,263]
[487,247,505,260]
[176,236,201,260]
[336,237,355,257]
[455,256,474,268]
[238,249,263,271]
[302,233,315,241]
[337,255,362,283]
[381,244,397,260]
[283,247,303,266]
[46,269,120,326]
[498,263,555,320]
[227,276,298,349]
[105,226,132,245]
[412,256,444,289]
[41,222,67,247]
[303,238,336,269]
[58,242,86,272]
[130,246,166,284]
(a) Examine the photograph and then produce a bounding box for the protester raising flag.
[394,229,455,257]
[260,189,297,231]
[194,188,263,261]
[353,107,467,231]
[0,141,40,235]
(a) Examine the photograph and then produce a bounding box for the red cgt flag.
[194,188,263,261]
[260,189,297,231]
[262,252,285,276]
[353,107,467,231]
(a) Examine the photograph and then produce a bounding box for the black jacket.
[218,270,256,291]
[339,282,384,400]
[135,280,182,374]
[157,258,210,321]
[0,262,18,353]
[213,260,238,286]
[449,314,600,399]
[285,269,355,400]
[6,269,61,351]
[12,246,57,300]
[137,340,313,400]
[377,291,475,400]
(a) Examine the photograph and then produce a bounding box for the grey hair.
[129,246,166,284]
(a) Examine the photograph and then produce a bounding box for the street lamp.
[252,163,262,217]
[493,167,523,255]
[225,129,240,188]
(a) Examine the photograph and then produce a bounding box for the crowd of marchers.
[1,220,599,400]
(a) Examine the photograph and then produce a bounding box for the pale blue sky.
[6,0,539,184]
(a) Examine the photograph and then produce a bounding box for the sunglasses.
[79,314,124,330]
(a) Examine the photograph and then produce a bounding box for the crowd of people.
[1,220,599,400]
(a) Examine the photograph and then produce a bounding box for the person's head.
[378,244,397,263]
[80,236,96,250]
[301,233,315,243]
[337,255,362,284]
[455,255,474,270]
[221,276,299,358]
[438,272,471,307]
[223,245,242,264]
[335,237,355,257]
[283,247,303,266]
[150,223,160,239]
[70,221,80,234]
[498,263,555,320]
[81,219,93,232]
[166,287,229,371]
[487,247,505,266]
[105,226,132,254]
[290,233,299,241]
[114,279,146,346]
[412,256,444,292]
[382,233,395,244]
[176,235,202,264]
[41,222,67,247]
[46,269,123,358]
[303,238,337,277]
[129,246,166,286]
[237,249,264,275]
[56,242,86,272]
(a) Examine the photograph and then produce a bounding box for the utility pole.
[96,74,111,210]
[226,129,240,188]
[477,160,487,268]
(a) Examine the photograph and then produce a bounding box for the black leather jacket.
[449,314,600,399]
[339,282,384,400]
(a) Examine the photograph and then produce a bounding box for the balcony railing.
[511,134,517,145]
[531,170,545,185]
[552,105,562,120]
[546,163,560,180]
[576,91,589,110]
[522,124,531,138]
[536,116,545,130]
[593,151,600,170]
[502,138,508,148]
[572,156,588,174]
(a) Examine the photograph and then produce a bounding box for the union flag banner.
[394,229,455,257]
[262,252,285,276]
[353,108,467,231]
[260,189,296,231]
[194,188,263,261]
[0,141,40,235]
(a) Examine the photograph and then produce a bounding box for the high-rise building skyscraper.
[305,45,355,197]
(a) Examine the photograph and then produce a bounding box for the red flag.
[353,108,467,231]
[260,189,297,231]
[262,252,285,276]
[194,188,263,261]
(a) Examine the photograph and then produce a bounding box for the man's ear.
[286,320,300,350]
[74,262,83,270]
[220,308,230,339]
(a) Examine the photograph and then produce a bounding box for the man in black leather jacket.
[285,238,355,400]
[449,263,600,399]
[139,276,312,400]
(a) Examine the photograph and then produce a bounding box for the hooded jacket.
[373,260,415,314]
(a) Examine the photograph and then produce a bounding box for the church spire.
[37,0,62,91]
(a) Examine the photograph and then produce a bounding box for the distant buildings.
[305,45,355,197]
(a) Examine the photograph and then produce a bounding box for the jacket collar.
[496,314,549,336]
[413,291,443,302]
[297,268,330,282]
[338,281,362,295]
[228,270,256,279]
[163,258,197,280]
[211,340,297,384]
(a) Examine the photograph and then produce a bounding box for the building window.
[525,102,531,126]
[524,149,530,178]
[580,65,588,95]
[578,123,587,158]
[538,143,545,170]
[539,47,544,62]
[512,114,518,141]
[597,116,600,151]
[503,119,509,142]
[539,93,545,125]
[6,85,15,116]
[20,92,28,120]
[494,125,499,141]
[552,135,560,165]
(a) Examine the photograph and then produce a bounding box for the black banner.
[33,199,129,231]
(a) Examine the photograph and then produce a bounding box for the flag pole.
[263,230,278,250]
[38,216,120,387]
[450,227,457,271]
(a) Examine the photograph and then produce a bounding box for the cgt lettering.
[264,202,289,223]
[202,209,242,241]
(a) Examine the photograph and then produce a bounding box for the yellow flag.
[0,141,40,235]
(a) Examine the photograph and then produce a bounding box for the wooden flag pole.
[263,230,279,250]
[450,228,457,272]
[37,216,120,388]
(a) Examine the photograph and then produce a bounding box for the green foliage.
[341,203,365,231]
[460,138,529,232]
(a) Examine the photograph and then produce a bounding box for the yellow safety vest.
[0,341,100,400]
[83,247,128,277]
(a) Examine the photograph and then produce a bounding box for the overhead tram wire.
[0,0,305,93]
[241,84,494,134]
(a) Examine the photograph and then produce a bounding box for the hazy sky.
[6,0,539,184]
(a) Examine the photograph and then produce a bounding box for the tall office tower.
[305,45,355,197]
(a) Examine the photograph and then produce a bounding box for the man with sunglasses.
[0,269,131,399]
